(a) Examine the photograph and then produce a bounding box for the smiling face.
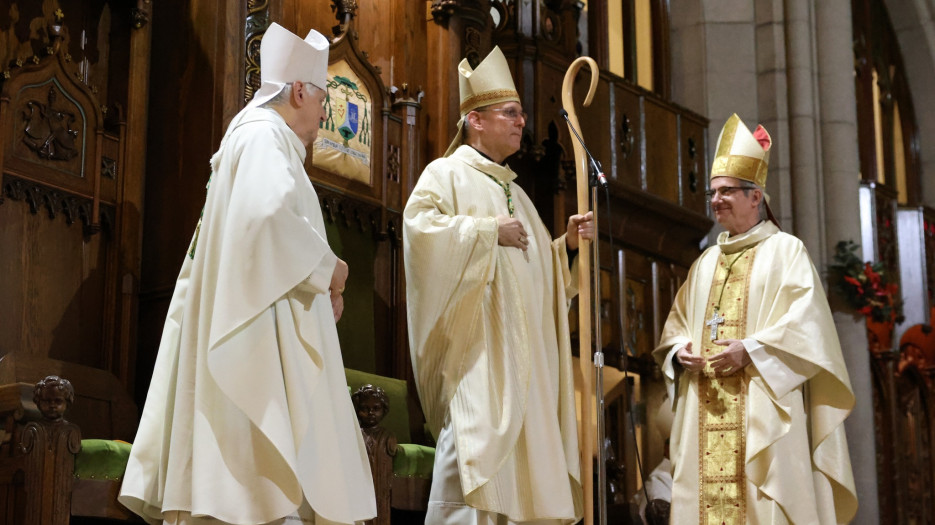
[709,176,763,236]
[465,101,526,163]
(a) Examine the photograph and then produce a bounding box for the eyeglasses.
[704,186,755,199]
[476,107,528,121]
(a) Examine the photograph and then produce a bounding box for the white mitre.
[247,22,330,109]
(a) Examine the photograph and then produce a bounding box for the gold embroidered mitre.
[444,46,520,156]
[710,113,772,187]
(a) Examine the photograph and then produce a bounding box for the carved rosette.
[244,0,270,104]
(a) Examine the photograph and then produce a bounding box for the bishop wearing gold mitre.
[403,46,593,524]
[654,114,858,524]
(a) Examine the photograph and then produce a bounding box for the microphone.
[559,108,608,188]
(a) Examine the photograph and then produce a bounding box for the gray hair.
[739,181,768,220]
[261,82,324,109]
[261,84,293,109]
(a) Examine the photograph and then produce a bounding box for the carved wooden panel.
[643,98,679,204]
[680,112,708,215]
[894,370,934,523]
[571,69,612,187]
[0,0,149,403]
[612,83,643,190]
[871,350,935,524]
[653,261,688,347]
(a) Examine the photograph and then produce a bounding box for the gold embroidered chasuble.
[654,221,858,524]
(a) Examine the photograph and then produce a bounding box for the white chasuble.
[118,107,375,525]
[654,221,857,524]
[403,145,583,523]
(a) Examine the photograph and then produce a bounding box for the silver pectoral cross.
[706,308,725,341]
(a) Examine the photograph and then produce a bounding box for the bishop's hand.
[565,211,594,251]
[676,342,706,372]
[497,214,529,252]
[708,339,751,377]
[330,258,348,322]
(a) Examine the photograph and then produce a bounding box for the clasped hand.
[676,340,750,377]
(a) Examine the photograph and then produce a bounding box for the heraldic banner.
[312,59,372,184]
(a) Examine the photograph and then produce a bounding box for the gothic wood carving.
[101,156,116,180]
[318,185,380,236]
[22,85,80,162]
[431,0,489,26]
[131,0,152,29]
[3,174,114,236]
[244,0,270,104]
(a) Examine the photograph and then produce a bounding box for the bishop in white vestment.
[403,47,593,525]
[118,24,375,525]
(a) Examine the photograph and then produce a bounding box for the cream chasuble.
[654,221,857,524]
[403,145,583,522]
[118,107,375,525]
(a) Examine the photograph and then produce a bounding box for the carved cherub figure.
[351,384,397,460]
[351,384,390,429]
[33,375,75,421]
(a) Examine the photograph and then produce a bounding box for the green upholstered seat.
[75,439,132,481]
[73,371,433,484]
[393,443,435,479]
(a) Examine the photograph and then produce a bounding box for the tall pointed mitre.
[710,113,772,188]
[246,23,330,110]
[443,46,520,156]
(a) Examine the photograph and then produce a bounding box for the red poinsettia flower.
[830,240,903,324]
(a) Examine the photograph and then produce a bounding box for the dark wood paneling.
[643,98,679,204]
[680,113,708,215]
[613,83,643,190]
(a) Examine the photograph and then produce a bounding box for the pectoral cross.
[706,308,725,341]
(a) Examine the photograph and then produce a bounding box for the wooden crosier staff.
[561,56,599,525]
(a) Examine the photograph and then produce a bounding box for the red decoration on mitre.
[753,125,772,151]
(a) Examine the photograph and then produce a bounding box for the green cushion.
[75,439,131,481]
[344,368,411,443]
[392,443,435,479]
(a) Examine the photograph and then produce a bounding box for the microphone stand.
[561,110,608,525]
